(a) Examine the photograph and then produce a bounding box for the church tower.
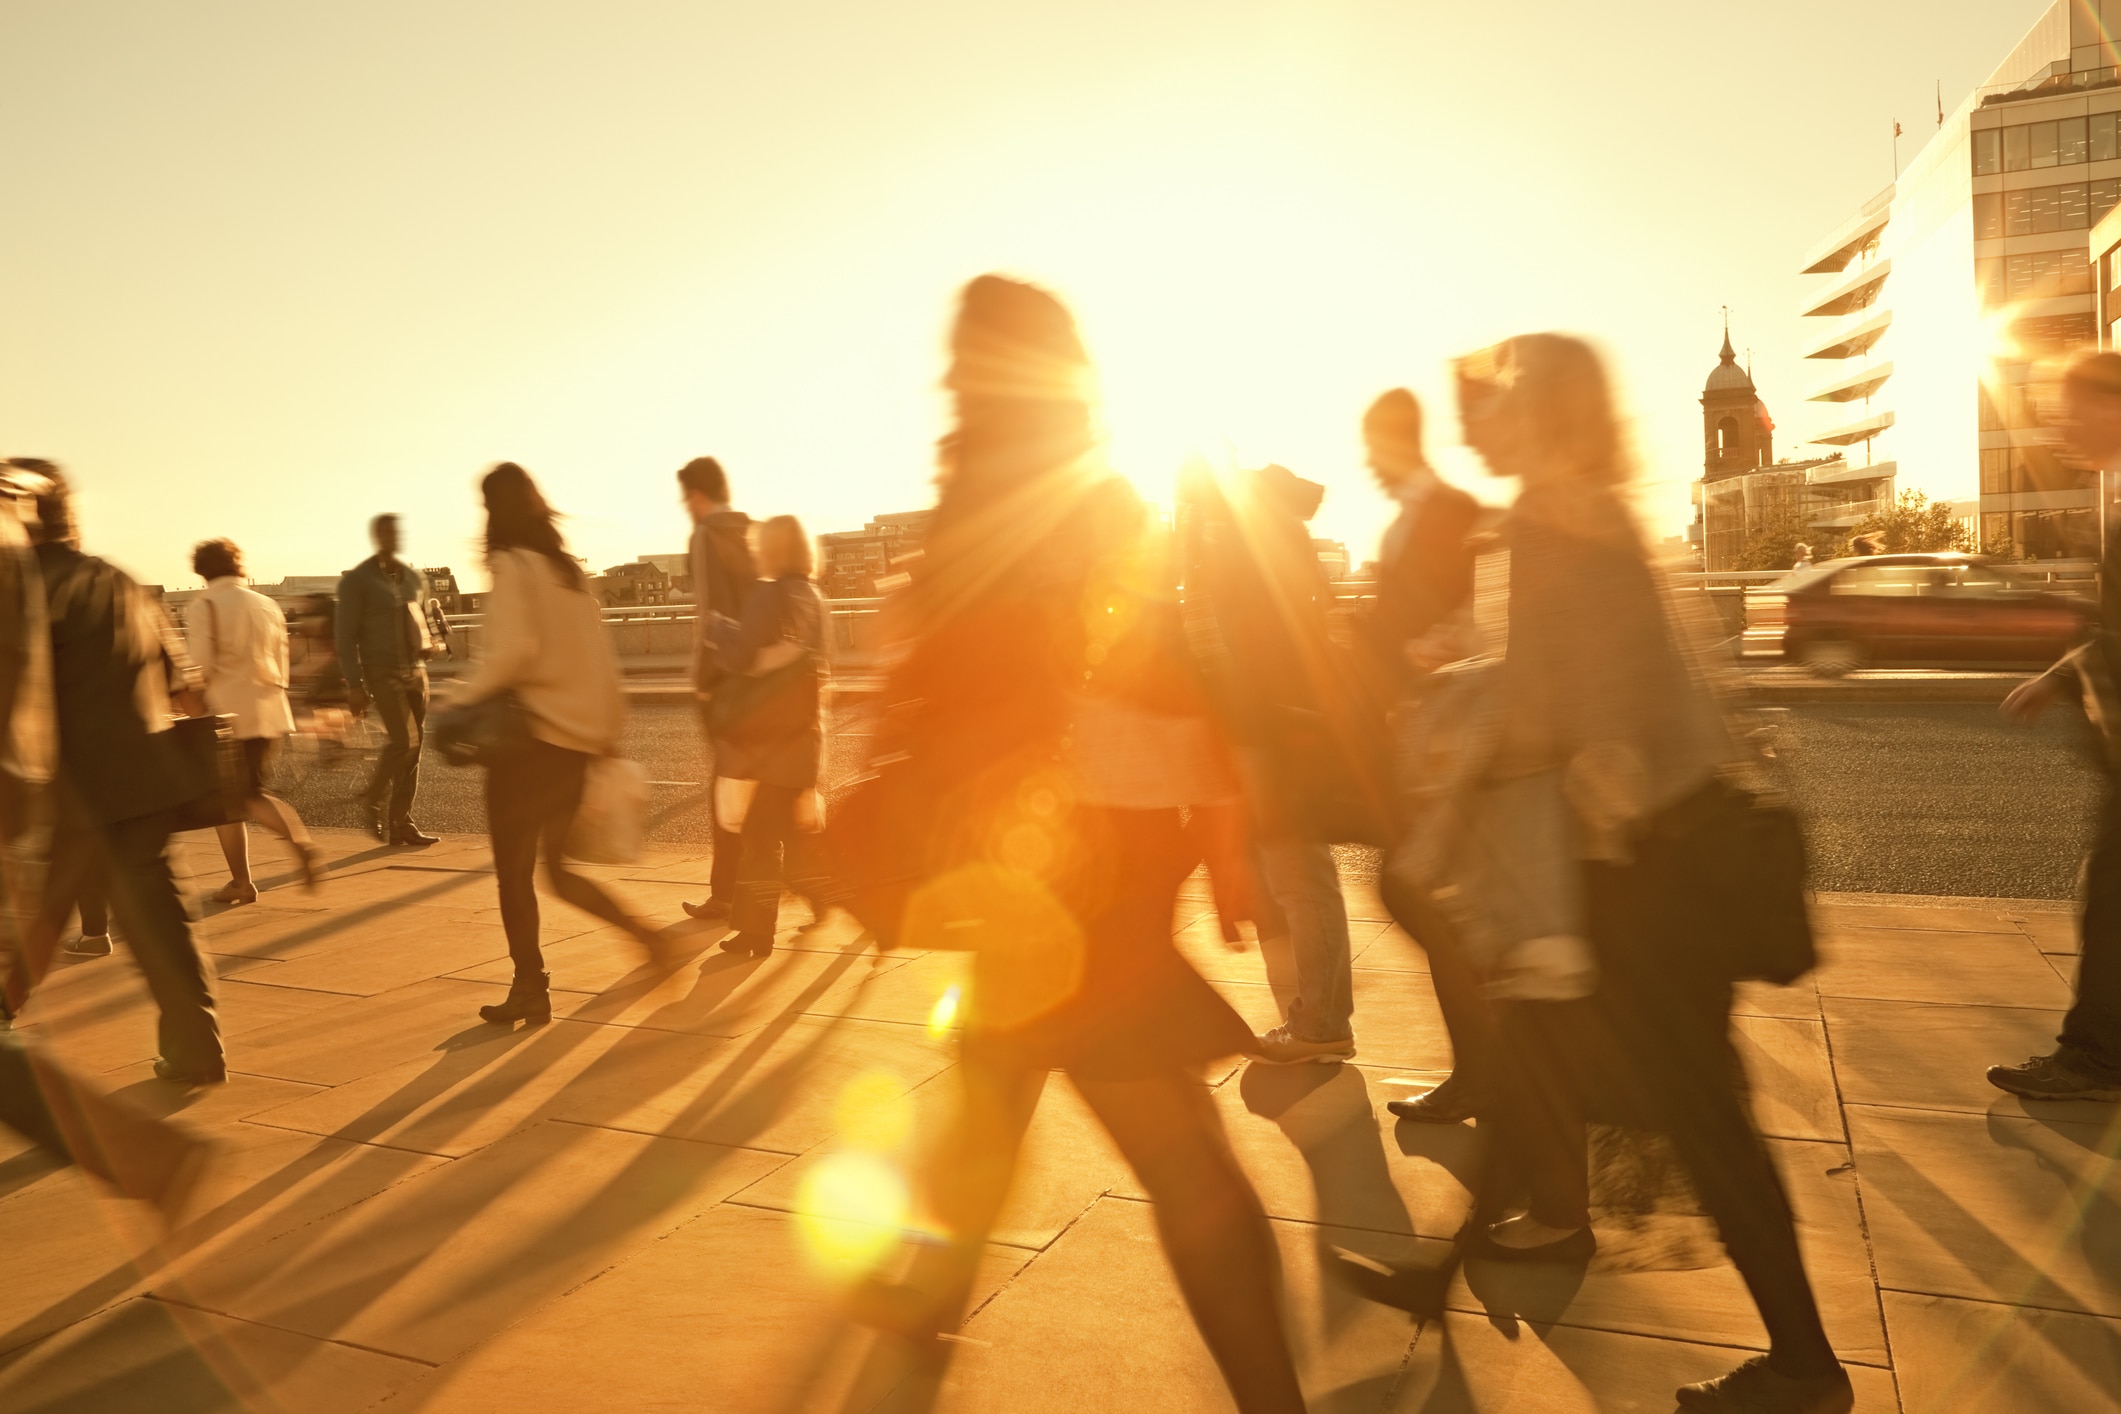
[1701,323,1772,477]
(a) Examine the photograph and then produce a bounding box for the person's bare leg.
[851,1054,1045,1335]
[247,793,321,888]
[1075,1071,1307,1414]
[210,823,256,903]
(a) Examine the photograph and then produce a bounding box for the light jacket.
[457,548,624,756]
[185,577,296,739]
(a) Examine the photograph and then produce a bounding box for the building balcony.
[1809,361,1894,402]
[1802,258,1891,318]
[1811,500,1882,529]
[1803,309,1892,359]
[1811,410,1896,446]
[1800,186,1894,275]
[1811,458,1896,487]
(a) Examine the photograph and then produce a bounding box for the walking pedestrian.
[844,275,1307,1414]
[335,513,437,846]
[1445,334,1851,1413]
[675,457,756,923]
[1992,349,2121,1102]
[446,463,667,1027]
[0,461,213,1217]
[701,514,829,957]
[24,469,225,1085]
[1356,387,1490,1124]
[185,538,323,903]
[1178,459,1360,1066]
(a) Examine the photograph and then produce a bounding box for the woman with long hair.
[845,276,1306,1412]
[451,462,665,1026]
[1436,335,1851,1414]
[184,537,322,903]
[702,513,829,956]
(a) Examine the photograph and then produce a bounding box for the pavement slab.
[1732,1014,1844,1142]
[1821,997,2090,1118]
[1847,1104,2121,1319]
[1812,927,2076,1009]
[174,1121,785,1365]
[1883,1290,2121,1414]
[0,1295,432,1414]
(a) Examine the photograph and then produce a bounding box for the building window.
[1974,128,2002,175]
[1717,416,1738,459]
[1986,178,2120,242]
[2031,119,2060,167]
[1977,257,2005,305]
[1979,113,2121,175]
[1974,191,2003,238]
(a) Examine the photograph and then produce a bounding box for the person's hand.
[172,687,207,718]
[2002,672,2066,725]
[347,685,369,717]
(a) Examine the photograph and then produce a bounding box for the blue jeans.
[1262,837,1352,1043]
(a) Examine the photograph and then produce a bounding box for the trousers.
[2063,777,2121,1078]
[1260,836,1353,1043]
[363,671,428,829]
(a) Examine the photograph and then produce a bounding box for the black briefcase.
[168,713,245,833]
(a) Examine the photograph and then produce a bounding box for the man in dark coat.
[29,470,223,1084]
[1995,350,2121,1101]
[336,513,435,846]
[676,457,757,920]
[1357,388,1491,1125]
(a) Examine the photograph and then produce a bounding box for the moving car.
[1745,553,2093,676]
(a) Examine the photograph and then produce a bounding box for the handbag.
[565,756,649,864]
[428,691,534,767]
[1642,776,1816,985]
[168,714,245,832]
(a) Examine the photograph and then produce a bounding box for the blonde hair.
[1459,332,1633,487]
[756,514,813,579]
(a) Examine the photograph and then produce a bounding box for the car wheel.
[1798,635,1863,678]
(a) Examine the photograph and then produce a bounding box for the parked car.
[1745,553,2092,676]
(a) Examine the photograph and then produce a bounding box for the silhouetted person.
[24,470,224,1085]
[675,457,756,922]
[186,537,322,902]
[1179,460,1359,1065]
[1448,335,1849,1413]
[449,463,666,1027]
[336,513,436,845]
[702,514,829,956]
[0,460,213,1217]
[1356,389,1491,1125]
[1994,349,2121,1103]
[1848,532,1883,556]
[846,276,1306,1413]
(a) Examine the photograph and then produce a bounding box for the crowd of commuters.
[15,278,2121,1414]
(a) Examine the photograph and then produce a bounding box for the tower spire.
[1719,306,1737,364]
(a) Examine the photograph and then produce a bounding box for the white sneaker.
[1253,1024,1356,1065]
[65,934,113,957]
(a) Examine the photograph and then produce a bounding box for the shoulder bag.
[168,713,246,832]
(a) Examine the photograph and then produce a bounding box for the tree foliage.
[1736,513,1841,572]
[1851,489,1973,555]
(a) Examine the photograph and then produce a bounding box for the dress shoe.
[682,897,732,921]
[294,842,325,891]
[479,970,552,1026]
[1676,1354,1853,1413]
[720,931,774,958]
[1386,1072,1482,1124]
[153,1056,228,1086]
[364,802,387,841]
[388,825,439,848]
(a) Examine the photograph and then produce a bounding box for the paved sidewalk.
[0,832,2116,1412]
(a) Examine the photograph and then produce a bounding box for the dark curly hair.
[192,537,242,580]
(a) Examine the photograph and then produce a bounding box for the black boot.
[479,970,552,1025]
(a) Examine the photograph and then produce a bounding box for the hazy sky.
[0,1,2055,589]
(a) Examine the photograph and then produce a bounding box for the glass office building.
[1790,1,2121,562]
